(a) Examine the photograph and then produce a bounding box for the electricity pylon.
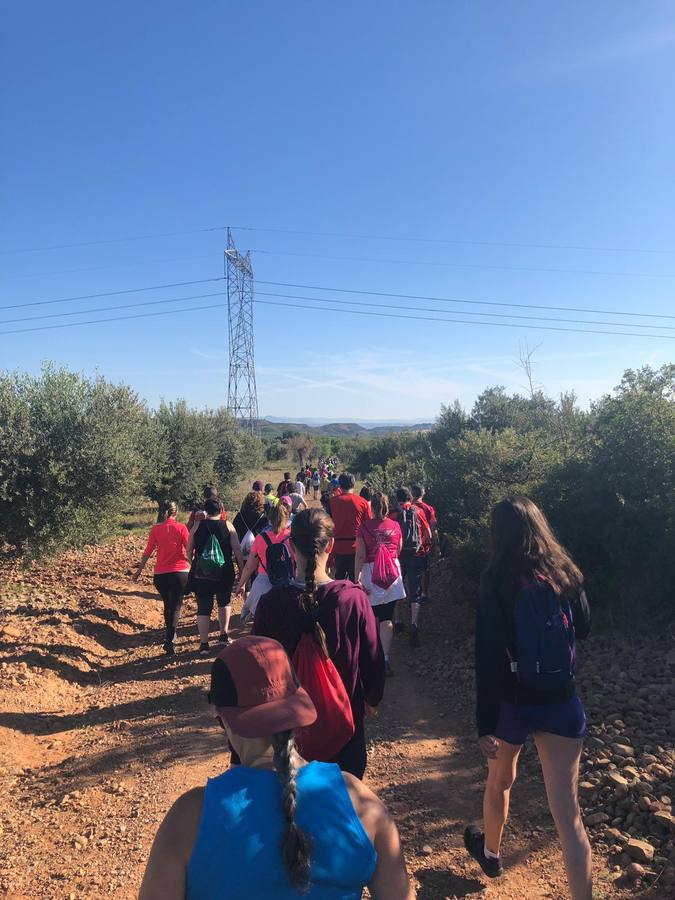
[225,228,259,433]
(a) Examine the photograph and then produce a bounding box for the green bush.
[143,402,263,512]
[0,365,148,555]
[0,366,264,556]
[360,365,675,623]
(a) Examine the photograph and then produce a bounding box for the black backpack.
[400,506,422,555]
[261,532,294,587]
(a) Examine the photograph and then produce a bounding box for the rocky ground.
[0,540,673,899]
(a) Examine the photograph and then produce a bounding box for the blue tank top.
[187,761,377,899]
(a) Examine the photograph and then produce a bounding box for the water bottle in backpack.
[508,579,576,692]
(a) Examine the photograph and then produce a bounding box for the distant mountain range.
[255,418,435,437]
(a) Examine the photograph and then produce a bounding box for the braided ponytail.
[272,730,312,891]
[290,509,333,657]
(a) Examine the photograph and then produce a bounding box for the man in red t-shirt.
[328,472,371,581]
[412,483,439,603]
[389,486,432,648]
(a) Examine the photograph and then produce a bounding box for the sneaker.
[409,624,421,648]
[393,621,406,635]
[198,642,210,656]
[162,641,175,656]
[463,826,503,878]
[217,633,230,646]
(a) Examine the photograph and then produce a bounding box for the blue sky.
[1,1,674,421]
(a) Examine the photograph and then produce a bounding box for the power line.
[2,273,672,324]
[3,293,672,339]
[0,302,230,336]
[0,252,215,282]
[258,279,675,321]
[2,222,673,256]
[234,225,675,256]
[0,226,228,255]
[0,277,224,311]
[2,284,671,334]
[250,247,673,280]
[254,299,675,340]
[2,285,669,333]
[0,291,227,326]
[255,291,675,332]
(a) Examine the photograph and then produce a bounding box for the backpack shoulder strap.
[262,531,273,547]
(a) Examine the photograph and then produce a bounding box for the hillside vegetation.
[0,365,263,556]
[255,418,434,437]
[1,363,673,628]
[343,364,674,624]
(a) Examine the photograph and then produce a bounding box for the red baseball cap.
[209,636,316,738]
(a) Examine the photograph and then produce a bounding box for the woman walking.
[188,498,244,655]
[253,508,385,779]
[133,500,189,656]
[139,635,413,899]
[354,491,405,676]
[235,501,292,623]
[232,490,267,550]
[465,495,592,899]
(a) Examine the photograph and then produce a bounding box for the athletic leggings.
[153,572,189,643]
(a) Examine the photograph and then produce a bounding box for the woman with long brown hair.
[253,508,385,779]
[465,495,592,899]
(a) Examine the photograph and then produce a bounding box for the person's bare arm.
[236,549,259,594]
[343,774,414,900]
[133,554,151,581]
[138,787,203,900]
[226,521,245,573]
[186,521,201,561]
[354,536,367,585]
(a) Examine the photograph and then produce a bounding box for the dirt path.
[0,533,671,899]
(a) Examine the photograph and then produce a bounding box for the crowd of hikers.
[135,466,593,899]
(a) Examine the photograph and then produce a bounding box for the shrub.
[0,365,148,555]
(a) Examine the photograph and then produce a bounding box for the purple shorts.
[495,696,586,746]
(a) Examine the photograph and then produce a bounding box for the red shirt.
[414,499,437,529]
[389,503,432,557]
[329,492,371,554]
[143,519,190,574]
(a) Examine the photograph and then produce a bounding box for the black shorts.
[194,575,235,615]
[373,600,397,622]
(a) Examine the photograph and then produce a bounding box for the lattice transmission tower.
[225,227,259,433]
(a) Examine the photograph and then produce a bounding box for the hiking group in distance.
[134,462,594,899]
